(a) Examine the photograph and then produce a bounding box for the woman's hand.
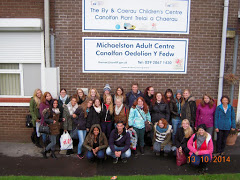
[215,128,219,133]
[195,151,199,156]
[231,128,235,131]
[36,119,40,122]
[72,114,77,118]
[95,147,99,153]
[128,127,133,131]
[53,120,56,124]
[179,146,182,153]
[62,118,65,122]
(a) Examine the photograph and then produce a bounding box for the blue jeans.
[101,122,113,139]
[77,130,87,154]
[42,133,47,143]
[46,135,57,151]
[190,154,211,166]
[172,117,181,145]
[87,150,105,160]
[106,146,131,159]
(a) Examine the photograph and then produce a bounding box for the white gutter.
[217,0,229,105]
[44,0,50,68]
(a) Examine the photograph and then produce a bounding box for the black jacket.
[175,127,190,149]
[86,106,102,128]
[73,107,87,130]
[150,101,170,124]
[169,99,179,119]
[181,96,196,126]
[144,94,154,107]
[101,103,114,123]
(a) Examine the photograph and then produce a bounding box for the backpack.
[26,114,33,128]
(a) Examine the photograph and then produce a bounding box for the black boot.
[51,150,57,159]
[41,150,48,159]
[31,130,36,144]
[35,137,42,148]
[140,147,144,155]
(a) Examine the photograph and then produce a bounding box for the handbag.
[176,148,187,166]
[39,124,50,134]
[26,114,33,128]
[136,108,152,132]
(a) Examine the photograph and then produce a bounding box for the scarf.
[60,95,68,104]
[156,124,169,133]
[52,108,60,114]
[67,102,78,115]
[115,104,123,115]
[136,105,143,110]
[94,105,101,113]
[197,135,206,150]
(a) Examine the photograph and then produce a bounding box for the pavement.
[0,136,240,177]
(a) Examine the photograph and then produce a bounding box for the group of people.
[29,83,236,172]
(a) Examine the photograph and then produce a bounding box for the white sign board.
[83,37,188,74]
[83,0,190,34]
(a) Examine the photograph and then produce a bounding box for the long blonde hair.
[182,119,193,138]
[33,89,42,108]
[88,88,100,100]
[80,98,93,118]
[104,94,113,115]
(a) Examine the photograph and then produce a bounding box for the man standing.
[126,82,144,108]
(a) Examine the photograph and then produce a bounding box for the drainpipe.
[217,0,229,105]
[44,0,51,68]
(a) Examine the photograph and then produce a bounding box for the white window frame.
[0,19,45,106]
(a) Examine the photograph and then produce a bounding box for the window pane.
[23,64,41,96]
[0,73,20,95]
[0,63,19,69]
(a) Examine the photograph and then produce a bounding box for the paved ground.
[0,137,240,177]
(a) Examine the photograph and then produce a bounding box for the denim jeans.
[46,135,57,151]
[101,122,113,139]
[87,150,105,160]
[42,133,47,143]
[153,141,172,153]
[190,154,211,166]
[77,130,87,154]
[106,145,131,159]
[172,117,181,145]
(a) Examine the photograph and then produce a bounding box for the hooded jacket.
[181,96,196,126]
[214,104,236,130]
[86,106,102,129]
[153,123,172,149]
[83,124,108,151]
[29,97,41,127]
[43,108,60,135]
[196,103,216,128]
[187,133,213,159]
[73,106,87,130]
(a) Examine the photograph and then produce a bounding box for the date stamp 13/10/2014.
[188,155,231,164]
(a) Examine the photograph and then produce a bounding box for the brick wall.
[0,0,240,142]
[0,107,32,142]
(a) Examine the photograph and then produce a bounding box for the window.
[0,63,41,97]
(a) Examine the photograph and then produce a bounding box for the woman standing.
[88,88,100,101]
[144,86,154,107]
[101,94,114,139]
[101,84,111,103]
[76,88,86,105]
[114,97,129,128]
[215,96,236,156]
[196,94,216,135]
[73,99,93,159]
[29,88,42,148]
[86,98,102,130]
[83,124,108,162]
[63,96,79,156]
[80,99,93,132]
[175,119,193,156]
[58,88,70,117]
[150,92,170,124]
[42,99,61,159]
[128,97,151,155]
[39,92,53,145]
[113,86,126,105]
[170,90,182,144]
[153,118,173,156]
[181,89,196,128]
[187,124,213,173]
